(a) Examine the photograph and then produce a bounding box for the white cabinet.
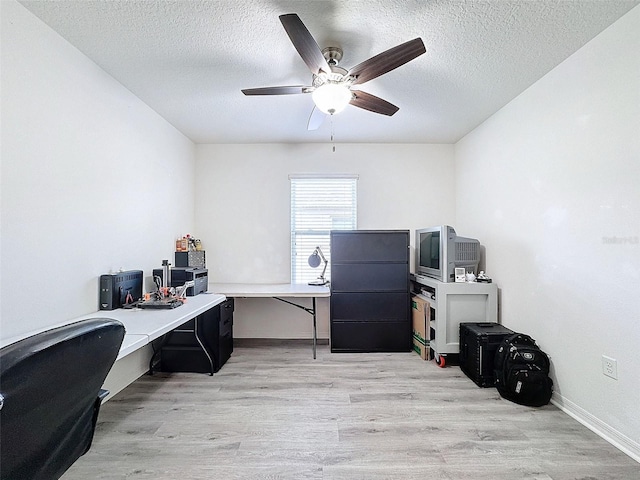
[412,275,498,367]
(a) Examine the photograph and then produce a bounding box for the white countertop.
[1,285,327,360]
[209,282,330,298]
[0,292,227,359]
[75,292,227,341]
[117,334,149,360]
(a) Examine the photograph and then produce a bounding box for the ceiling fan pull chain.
[331,115,336,153]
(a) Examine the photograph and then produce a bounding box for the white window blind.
[290,175,357,284]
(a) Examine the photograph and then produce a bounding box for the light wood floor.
[62,341,638,479]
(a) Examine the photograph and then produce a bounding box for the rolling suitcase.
[459,322,514,387]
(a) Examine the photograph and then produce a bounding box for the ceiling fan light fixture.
[312,83,352,115]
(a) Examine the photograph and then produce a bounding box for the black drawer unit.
[331,292,410,321]
[331,320,410,352]
[331,232,410,263]
[330,230,410,353]
[459,322,514,387]
[160,298,234,375]
[330,263,409,292]
[218,297,234,367]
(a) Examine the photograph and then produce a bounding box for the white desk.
[76,292,227,342]
[1,293,227,362]
[208,283,330,359]
[117,334,149,360]
[77,292,227,368]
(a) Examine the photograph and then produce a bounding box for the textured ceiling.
[18,0,640,144]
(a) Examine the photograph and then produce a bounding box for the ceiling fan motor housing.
[312,67,351,88]
[322,46,343,66]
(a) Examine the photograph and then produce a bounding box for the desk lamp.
[308,246,329,285]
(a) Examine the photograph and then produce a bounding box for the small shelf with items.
[410,274,498,367]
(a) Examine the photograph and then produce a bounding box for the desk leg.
[273,296,319,359]
[312,296,317,360]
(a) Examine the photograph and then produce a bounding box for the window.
[290,175,358,284]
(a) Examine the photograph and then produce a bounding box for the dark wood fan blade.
[241,86,308,95]
[348,38,426,85]
[350,90,399,116]
[307,106,327,130]
[279,14,331,75]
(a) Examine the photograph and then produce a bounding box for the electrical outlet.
[602,355,618,380]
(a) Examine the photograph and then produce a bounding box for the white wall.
[194,143,455,338]
[1,0,636,462]
[455,6,640,459]
[0,1,196,341]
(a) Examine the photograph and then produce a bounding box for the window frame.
[290,174,358,284]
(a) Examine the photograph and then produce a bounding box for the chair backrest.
[0,318,125,480]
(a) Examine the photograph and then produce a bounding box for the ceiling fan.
[242,13,426,130]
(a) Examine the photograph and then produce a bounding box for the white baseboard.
[551,393,640,464]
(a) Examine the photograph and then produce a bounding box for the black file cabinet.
[330,230,411,352]
[160,298,234,374]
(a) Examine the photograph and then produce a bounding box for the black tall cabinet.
[330,230,411,352]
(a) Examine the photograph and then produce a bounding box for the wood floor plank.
[61,343,638,479]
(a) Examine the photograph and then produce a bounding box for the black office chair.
[0,318,125,480]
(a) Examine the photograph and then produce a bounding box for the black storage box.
[459,322,514,387]
[175,250,206,268]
